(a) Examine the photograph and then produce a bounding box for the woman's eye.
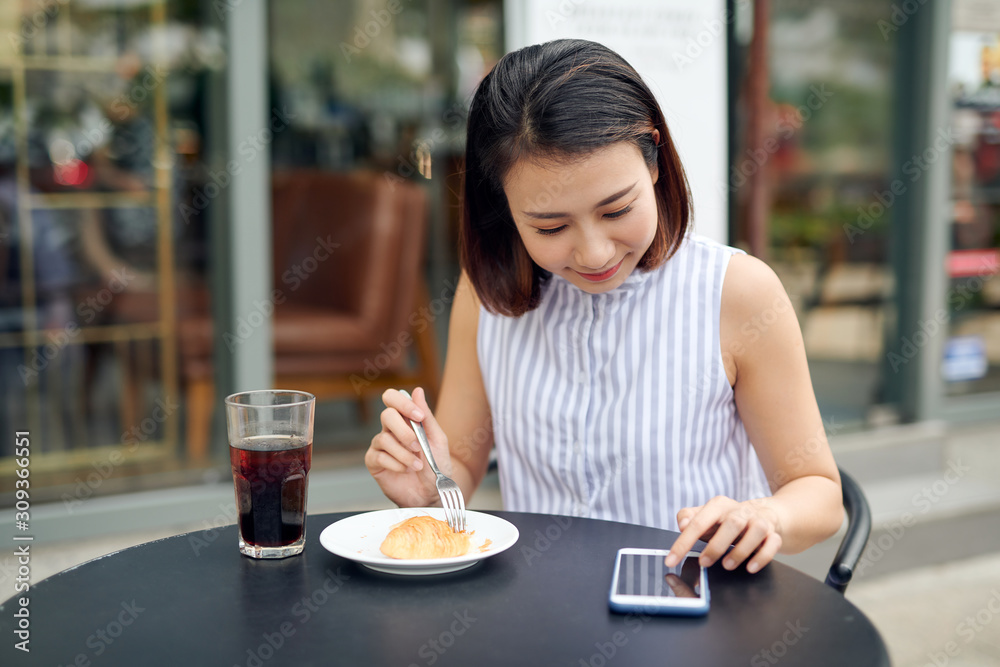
[604,205,633,220]
[536,225,566,236]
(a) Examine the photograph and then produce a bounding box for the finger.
[365,445,410,475]
[746,532,783,574]
[699,514,750,568]
[665,507,723,567]
[376,433,425,472]
[382,388,425,422]
[368,431,422,471]
[721,518,771,570]
[412,387,447,445]
[663,573,697,599]
[676,506,701,531]
[380,408,423,457]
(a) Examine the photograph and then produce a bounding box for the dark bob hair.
[460,39,692,317]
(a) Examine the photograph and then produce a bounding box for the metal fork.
[399,390,467,533]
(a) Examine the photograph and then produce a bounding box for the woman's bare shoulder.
[720,253,799,381]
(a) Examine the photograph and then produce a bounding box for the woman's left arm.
[665,253,844,573]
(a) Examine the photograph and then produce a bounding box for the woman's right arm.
[365,271,494,507]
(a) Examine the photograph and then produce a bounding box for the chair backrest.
[825,467,872,594]
[271,169,428,340]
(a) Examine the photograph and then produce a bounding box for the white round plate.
[319,508,519,575]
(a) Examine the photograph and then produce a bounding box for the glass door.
[944,15,1000,396]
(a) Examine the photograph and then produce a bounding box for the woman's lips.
[576,258,624,282]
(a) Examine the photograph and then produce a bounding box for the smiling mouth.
[576,258,624,282]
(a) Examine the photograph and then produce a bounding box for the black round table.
[1,511,889,666]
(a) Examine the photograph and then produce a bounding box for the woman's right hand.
[365,387,452,508]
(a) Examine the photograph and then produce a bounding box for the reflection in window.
[0,2,221,504]
[734,1,896,426]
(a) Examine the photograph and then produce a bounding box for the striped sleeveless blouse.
[477,234,771,531]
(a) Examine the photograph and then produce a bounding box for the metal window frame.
[208,0,274,460]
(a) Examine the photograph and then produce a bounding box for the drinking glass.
[225,390,315,558]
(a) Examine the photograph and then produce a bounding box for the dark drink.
[230,436,312,549]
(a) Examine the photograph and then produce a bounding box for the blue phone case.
[608,595,709,617]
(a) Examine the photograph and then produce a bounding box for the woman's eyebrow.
[522,181,638,219]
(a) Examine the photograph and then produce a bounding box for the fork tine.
[454,491,466,532]
[441,491,457,531]
[450,489,466,532]
[446,491,458,531]
[452,494,463,532]
[441,488,459,532]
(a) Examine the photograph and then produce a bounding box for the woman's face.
[503,140,660,294]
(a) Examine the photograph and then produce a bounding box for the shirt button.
[574,441,582,454]
[577,371,587,384]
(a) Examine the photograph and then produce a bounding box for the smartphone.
[608,548,710,616]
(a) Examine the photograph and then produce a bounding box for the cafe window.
[732,0,898,428]
[264,0,502,456]
[944,19,1000,395]
[0,1,221,504]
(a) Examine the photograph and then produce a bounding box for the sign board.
[947,249,1000,279]
[505,0,732,244]
[942,335,988,382]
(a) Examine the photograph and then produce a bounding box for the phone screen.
[614,553,703,599]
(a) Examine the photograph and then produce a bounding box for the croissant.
[380,515,470,559]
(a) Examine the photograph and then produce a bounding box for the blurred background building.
[0,0,997,583]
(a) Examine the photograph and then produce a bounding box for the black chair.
[825,467,872,594]
[483,460,871,593]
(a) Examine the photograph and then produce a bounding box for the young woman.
[366,39,843,574]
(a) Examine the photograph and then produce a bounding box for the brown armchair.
[180,170,441,460]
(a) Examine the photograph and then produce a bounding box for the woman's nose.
[574,233,616,271]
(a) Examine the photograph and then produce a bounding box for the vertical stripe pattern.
[478,235,770,531]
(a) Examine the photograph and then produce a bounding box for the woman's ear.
[652,128,661,145]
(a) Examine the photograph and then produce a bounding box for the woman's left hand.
[664,496,783,574]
